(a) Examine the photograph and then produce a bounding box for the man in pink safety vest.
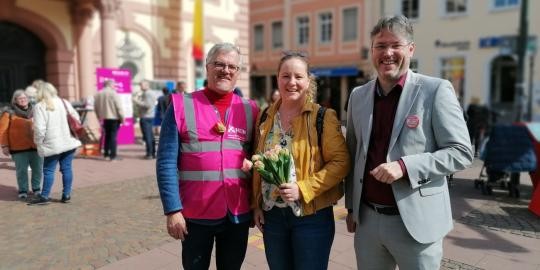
[156,43,258,270]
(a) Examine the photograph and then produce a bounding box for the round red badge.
[406,115,420,128]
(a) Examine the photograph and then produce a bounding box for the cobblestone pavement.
[1,153,539,270]
[0,174,490,270]
[0,176,172,270]
[458,196,540,239]
[441,258,484,270]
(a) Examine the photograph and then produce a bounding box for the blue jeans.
[181,219,249,270]
[140,117,155,157]
[41,149,76,199]
[263,206,335,270]
[12,151,43,194]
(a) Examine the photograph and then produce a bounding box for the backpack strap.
[316,106,327,148]
[258,106,270,129]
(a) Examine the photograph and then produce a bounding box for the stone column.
[97,0,119,68]
[71,1,96,99]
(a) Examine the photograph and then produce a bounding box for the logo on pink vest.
[227,126,247,141]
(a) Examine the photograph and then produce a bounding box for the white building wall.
[381,0,539,116]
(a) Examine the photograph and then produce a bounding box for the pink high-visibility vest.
[171,91,258,219]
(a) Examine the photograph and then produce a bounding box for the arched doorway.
[490,55,517,123]
[0,21,46,105]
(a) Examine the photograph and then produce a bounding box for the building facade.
[249,0,378,120]
[382,0,539,122]
[251,0,539,122]
[0,0,250,105]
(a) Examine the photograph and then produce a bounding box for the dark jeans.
[103,119,121,159]
[140,117,155,157]
[263,206,335,270]
[182,220,249,270]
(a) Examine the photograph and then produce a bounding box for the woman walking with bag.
[0,90,43,200]
[29,82,81,205]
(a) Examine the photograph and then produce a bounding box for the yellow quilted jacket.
[251,100,351,215]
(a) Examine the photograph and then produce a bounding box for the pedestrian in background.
[269,89,280,104]
[133,80,157,159]
[0,90,42,200]
[157,87,171,121]
[29,82,81,205]
[165,81,185,107]
[345,15,473,269]
[466,96,490,156]
[94,79,124,161]
[154,87,170,137]
[175,81,186,94]
[252,52,350,270]
[156,43,258,270]
[24,79,43,106]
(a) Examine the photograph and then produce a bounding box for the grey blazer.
[345,71,473,244]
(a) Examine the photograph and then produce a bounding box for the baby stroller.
[474,124,537,198]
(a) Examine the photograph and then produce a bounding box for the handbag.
[61,99,85,138]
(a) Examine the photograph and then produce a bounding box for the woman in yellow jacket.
[252,52,350,270]
[0,90,42,200]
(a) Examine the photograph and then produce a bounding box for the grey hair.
[104,79,115,87]
[370,15,413,43]
[11,89,27,105]
[205,43,242,66]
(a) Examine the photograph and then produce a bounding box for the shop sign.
[310,66,358,77]
[434,39,470,50]
[479,35,537,53]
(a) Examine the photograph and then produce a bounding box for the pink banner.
[96,68,135,144]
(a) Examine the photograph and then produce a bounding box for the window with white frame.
[402,0,419,19]
[272,21,283,49]
[319,12,332,44]
[494,0,519,8]
[342,7,358,42]
[440,57,466,100]
[445,0,467,15]
[297,16,310,46]
[254,24,264,51]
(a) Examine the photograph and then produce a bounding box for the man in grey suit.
[345,15,473,269]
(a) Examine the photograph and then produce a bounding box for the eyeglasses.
[372,42,412,52]
[211,61,240,73]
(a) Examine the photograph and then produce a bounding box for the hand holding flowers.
[278,183,302,202]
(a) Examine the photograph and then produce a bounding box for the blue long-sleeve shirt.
[156,105,182,214]
[156,104,250,224]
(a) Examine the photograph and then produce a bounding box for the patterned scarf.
[10,103,33,119]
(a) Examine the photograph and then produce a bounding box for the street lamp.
[514,0,529,121]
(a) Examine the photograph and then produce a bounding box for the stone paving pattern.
[441,258,484,270]
[457,196,540,239]
[1,146,539,270]
[0,176,173,270]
